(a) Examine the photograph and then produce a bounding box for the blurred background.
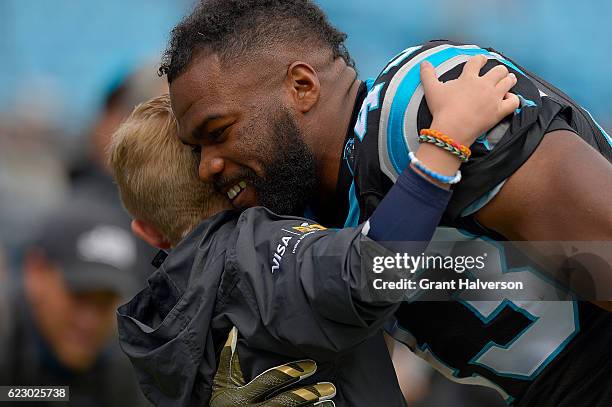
[0,0,610,406]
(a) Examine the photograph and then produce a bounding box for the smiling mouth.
[226,181,247,200]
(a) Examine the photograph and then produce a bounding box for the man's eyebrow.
[190,113,225,140]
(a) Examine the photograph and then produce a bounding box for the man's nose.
[198,147,225,182]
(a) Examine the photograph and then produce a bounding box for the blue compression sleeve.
[367,166,452,242]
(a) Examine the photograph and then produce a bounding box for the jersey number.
[456,238,579,380]
[354,83,384,141]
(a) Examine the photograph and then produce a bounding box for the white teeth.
[227,181,247,200]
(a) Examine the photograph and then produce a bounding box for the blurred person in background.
[70,63,167,197]
[0,80,69,260]
[0,63,166,287]
[69,63,168,284]
[0,197,149,406]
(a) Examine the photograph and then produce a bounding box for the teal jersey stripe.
[343,181,360,227]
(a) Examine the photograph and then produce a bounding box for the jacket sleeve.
[222,167,451,359]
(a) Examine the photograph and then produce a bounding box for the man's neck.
[311,73,362,219]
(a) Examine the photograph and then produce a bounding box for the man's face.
[26,260,120,372]
[171,51,317,216]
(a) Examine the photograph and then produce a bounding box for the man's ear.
[285,62,320,113]
[131,219,172,250]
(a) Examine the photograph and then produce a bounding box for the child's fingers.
[420,61,441,96]
[495,73,518,94]
[483,64,509,84]
[461,54,488,77]
[500,92,520,117]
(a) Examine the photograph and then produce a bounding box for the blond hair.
[108,94,222,245]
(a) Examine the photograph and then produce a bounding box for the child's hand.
[420,55,520,146]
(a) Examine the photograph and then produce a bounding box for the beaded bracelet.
[419,129,471,161]
[408,152,462,184]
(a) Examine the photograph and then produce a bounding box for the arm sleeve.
[366,165,451,241]
[223,166,451,359]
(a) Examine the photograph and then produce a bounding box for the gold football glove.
[210,327,336,407]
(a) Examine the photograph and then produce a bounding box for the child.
[109,60,517,406]
[108,95,231,248]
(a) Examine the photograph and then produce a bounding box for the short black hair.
[160,0,354,82]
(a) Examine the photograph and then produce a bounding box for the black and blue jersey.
[334,40,612,406]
